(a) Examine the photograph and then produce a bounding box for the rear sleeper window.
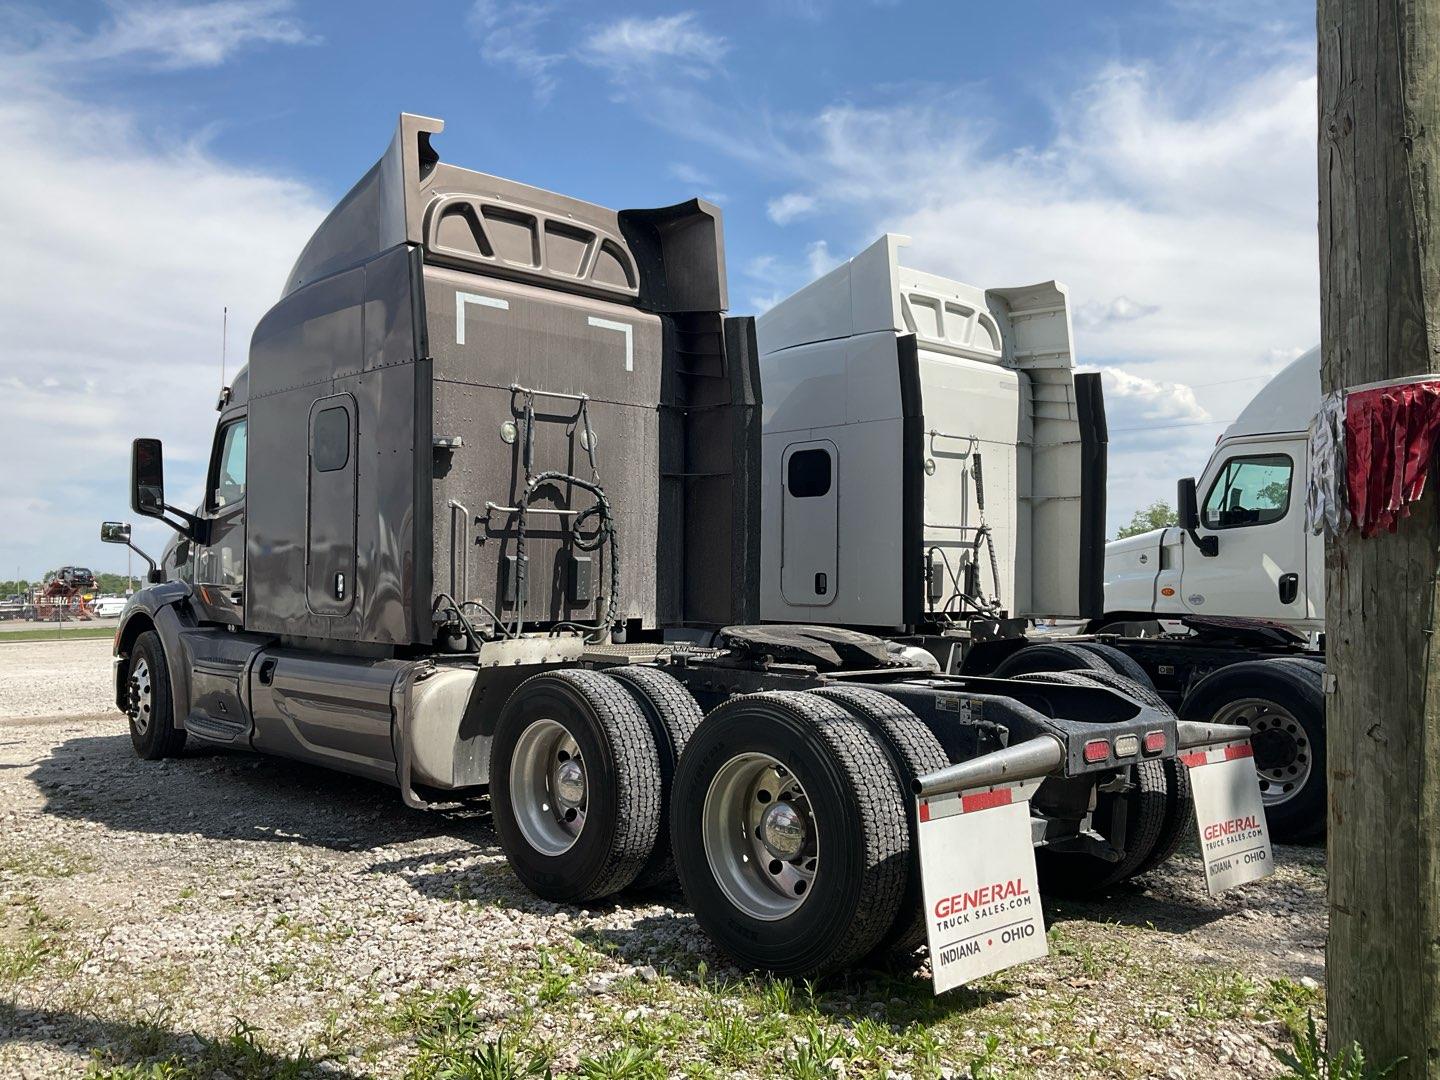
[313,407,350,472]
[787,448,832,498]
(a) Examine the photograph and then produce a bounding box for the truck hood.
[1105,527,1169,556]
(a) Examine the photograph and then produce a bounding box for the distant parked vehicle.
[0,594,26,621]
[93,597,129,618]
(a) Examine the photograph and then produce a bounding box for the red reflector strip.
[1143,730,1166,753]
[1179,751,1208,768]
[1083,739,1109,763]
[960,788,1013,814]
[1224,743,1254,761]
[918,800,931,822]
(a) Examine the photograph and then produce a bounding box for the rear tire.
[671,691,907,977]
[607,665,705,890]
[993,642,1111,678]
[490,670,661,903]
[1180,659,1326,843]
[809,685,950,957]
[1071,641,1157,691]
[126,631,186,760]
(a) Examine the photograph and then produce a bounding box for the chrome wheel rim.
[702,753,818,921]
[128,657,153,735]
[1216,697,1312,805]
[510,719,587,855]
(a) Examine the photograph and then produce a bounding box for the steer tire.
[1011,670,1169,895]
[809,685,950,957]
[993,642,1112,679]
[1180,659,1325,843]
[490,669,661,903]
[671,691,907,977]
[126,631,186,760]
[608,665,705,890]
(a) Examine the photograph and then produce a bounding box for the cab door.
[194,413,247,626]
[780,441,838,606]
[306,395,357,617]
[1179,438,1308,621]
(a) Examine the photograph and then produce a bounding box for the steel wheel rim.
[510,718,588,856]
[128,657,153,735]
[1215,697,1312,805]
[702,752,818,921]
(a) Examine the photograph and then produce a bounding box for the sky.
[0,0,1320,582]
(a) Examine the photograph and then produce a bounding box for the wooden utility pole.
[1319,1,1440,1073]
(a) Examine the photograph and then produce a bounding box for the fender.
[113,581,197,729]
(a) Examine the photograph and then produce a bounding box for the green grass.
[84,1018,327,1080]
[0,842,95,880]
[0,625,115,642]
[1276,1014,1403,1080]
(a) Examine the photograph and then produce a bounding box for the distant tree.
[1257,479,1291,509]
[93,573,140,595]
[0,579,31,597]
[1116,500,1178,539]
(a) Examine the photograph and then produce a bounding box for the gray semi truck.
[103,114,1262,985]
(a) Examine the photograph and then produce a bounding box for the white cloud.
[7,0,314,71]
[468,0,566,103]
[667,162,727,203]
[102,0,312,67]
[806,239,840,279]
[468,6,728,103]
[580,12,727,75]
[767,191,818,225]
[1075,295,1161,331]
[1100,368,1209,431]
[0,10,324,579]
[669,162,712,186]
[744,241,841,313]
[722,58,1317,532]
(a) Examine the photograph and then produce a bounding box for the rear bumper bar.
[913,719,1255,799]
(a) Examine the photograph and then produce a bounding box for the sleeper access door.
[306,394,358,617]
[780,441,838,606]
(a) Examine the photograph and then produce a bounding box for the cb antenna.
[221,306,229,388]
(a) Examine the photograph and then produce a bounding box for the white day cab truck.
[753,242,1322,845]
[102,116,1270,994]
[1100,350,1325,842]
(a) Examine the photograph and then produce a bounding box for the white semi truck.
[1100,349,1326,840]
[757,243,1322,841]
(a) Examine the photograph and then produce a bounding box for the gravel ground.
[0,640,116,718]
[0,639,1327,1079]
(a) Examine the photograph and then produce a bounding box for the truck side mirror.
[132,438,166,517]
[1177,477,1199,530]
[1176,477,1219,557]
[99,519,159,582]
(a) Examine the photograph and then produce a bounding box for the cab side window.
[1202,453,1292,529]
[210,419,248,510]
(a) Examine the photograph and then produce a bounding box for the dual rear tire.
[670,691,911,976]
[490,673,931,976]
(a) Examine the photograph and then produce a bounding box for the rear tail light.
[1113,734,1139,758]
[1082,739,1110,764]
[1143,730,1167,754]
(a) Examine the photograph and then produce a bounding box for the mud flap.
[916,776,1047,994]
[1182,739,1274,894]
